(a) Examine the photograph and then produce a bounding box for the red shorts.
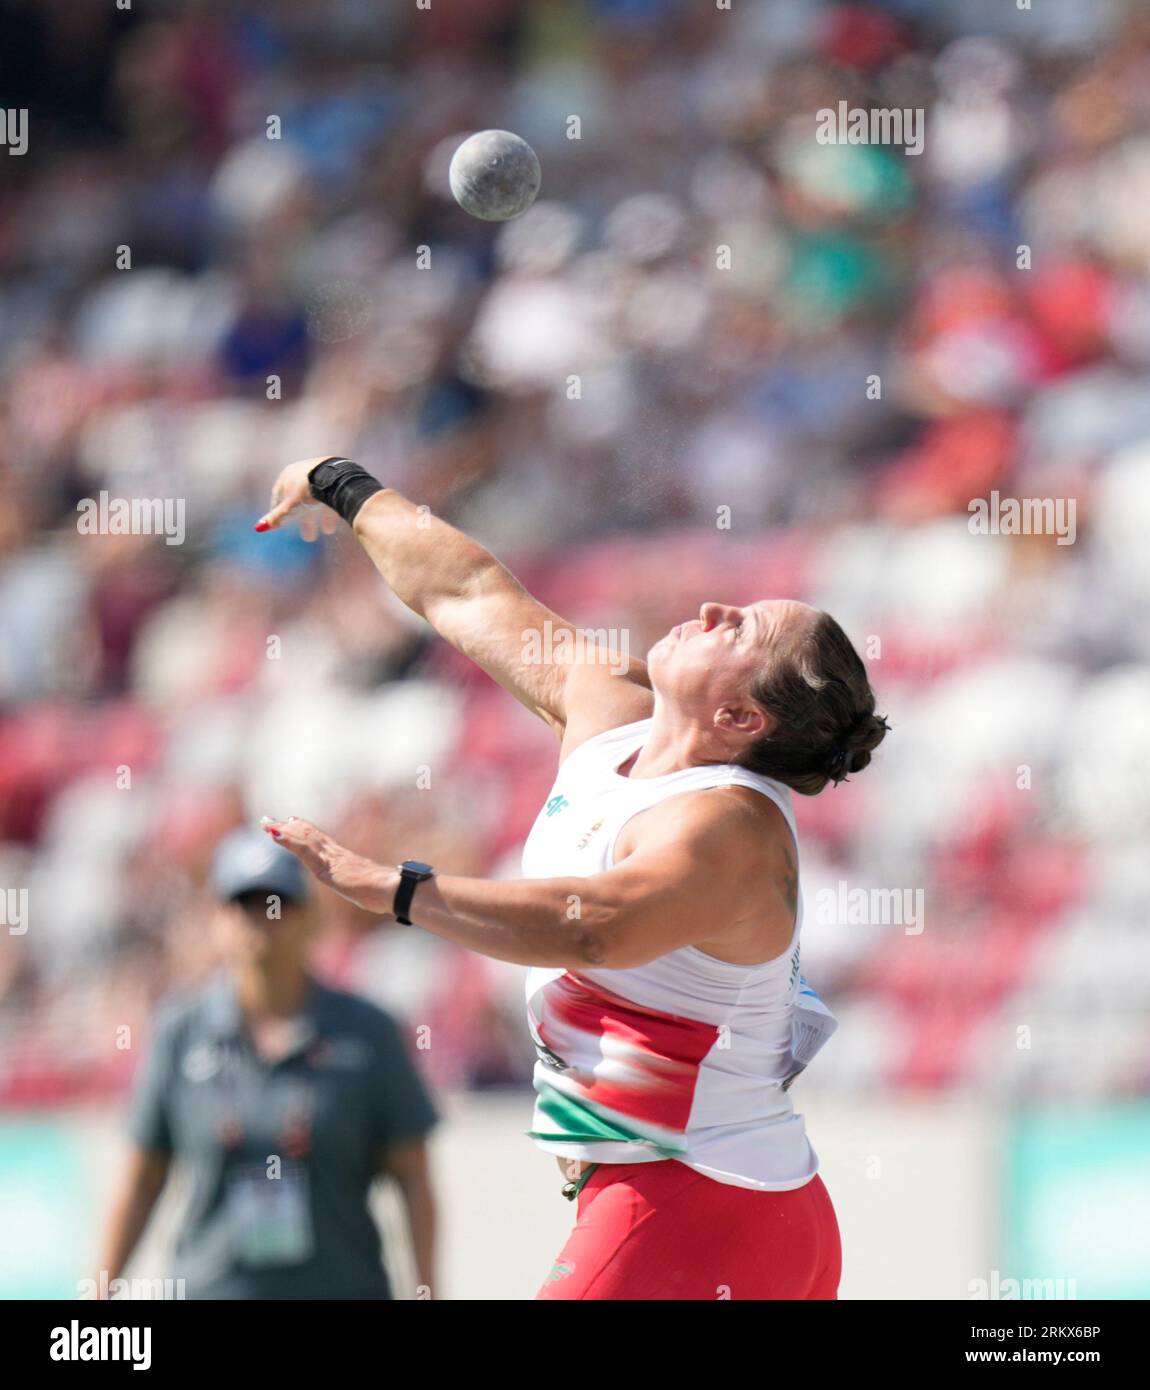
[536,1161,841,1301]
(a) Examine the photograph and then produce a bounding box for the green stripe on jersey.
[527,1081,685,1155]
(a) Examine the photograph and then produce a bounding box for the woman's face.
[212,891,312,969]
[646,599,816,732]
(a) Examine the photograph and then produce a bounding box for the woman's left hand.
[255,457,342,541]
[261,817,397,917]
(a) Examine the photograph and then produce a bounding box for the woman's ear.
[715,702,773,739]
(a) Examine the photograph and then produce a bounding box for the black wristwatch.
[393,860,435,926]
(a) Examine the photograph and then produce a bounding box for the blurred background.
[2,0,1150,1299]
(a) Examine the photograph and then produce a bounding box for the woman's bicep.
[426,576,651,738]
[427,580,573,731]
[585,808,744,967]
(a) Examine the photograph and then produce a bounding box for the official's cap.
[210,827,309,905]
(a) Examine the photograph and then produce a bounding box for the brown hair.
[738,610,889,796]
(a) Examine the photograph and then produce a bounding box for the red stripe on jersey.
[537,972,720,1132]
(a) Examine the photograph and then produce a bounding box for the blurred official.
[99,827,439,1299]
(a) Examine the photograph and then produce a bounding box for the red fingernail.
[254,520,270,533]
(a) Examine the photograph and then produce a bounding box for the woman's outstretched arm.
[260,794,794,970]
[257,457,648,736]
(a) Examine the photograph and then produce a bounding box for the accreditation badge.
[225,1160,315,1267]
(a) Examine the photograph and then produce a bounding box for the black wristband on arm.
[307,457,385,526]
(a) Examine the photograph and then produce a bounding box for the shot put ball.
[448,130,542,222]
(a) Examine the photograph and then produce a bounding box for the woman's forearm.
[411,872,611,968]
[401,1175,438,1299]
[97,1157,169,1288]
[351,489,513,624]
[258,460,576,722]
[263,817,620,967]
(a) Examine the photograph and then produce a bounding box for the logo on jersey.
[182,1043,222,1083]
[545,795,569,817]
[576,818,606,850]
[527,1012,570,1072]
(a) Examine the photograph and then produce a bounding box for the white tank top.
[520,717,819,1191]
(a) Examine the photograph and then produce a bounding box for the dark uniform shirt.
[130,973,438,1300]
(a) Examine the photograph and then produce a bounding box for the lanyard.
[213,1040,316,1160]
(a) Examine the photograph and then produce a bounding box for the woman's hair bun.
[826,712,890,784]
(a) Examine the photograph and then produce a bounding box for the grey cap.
[210,826,309,905]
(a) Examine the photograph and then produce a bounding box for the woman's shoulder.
[558,660,655,764]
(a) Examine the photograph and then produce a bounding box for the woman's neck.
[625,699,732,779]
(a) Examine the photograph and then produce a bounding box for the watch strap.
[393,862,433,926]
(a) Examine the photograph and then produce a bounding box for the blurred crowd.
[2,0,1150,1107]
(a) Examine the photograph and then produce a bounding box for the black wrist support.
[307,456,384,525]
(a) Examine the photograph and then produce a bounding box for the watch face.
[400,860,434,879]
